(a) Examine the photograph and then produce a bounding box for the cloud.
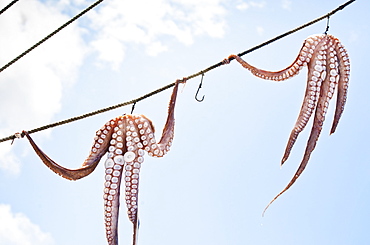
[0,0,86,174]
[249,1,266,8]
[87,0,227,68]
[236,1,266,11]
[0,204,55,245]
[236,2,250,10]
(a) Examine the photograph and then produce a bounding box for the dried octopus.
[223,34,350,212]
[23,79,185,245]
[21,33,351,245]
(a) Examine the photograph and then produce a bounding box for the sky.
[0,0,369,245]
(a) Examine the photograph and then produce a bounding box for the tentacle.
[157,79,182,150]
[138,79,183,158]
[137,115,166,157]
[227,36,323,81]
[22,120,115,180]
[330,37,350,134]
[264,40,339,214]
[104,118,127,245]
[122,115,143,245]
[281,36,329,164]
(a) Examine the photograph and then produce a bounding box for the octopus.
[22,79,185,245]
[223,34,350,213]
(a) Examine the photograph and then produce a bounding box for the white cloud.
[146,41,168,56]
[249,1,266,8]
[236,1,266,11]
[91,36,126,70]
[0,204,55,245]
[87,0,226,68]
[0,0,86,173]
[236,2,249,10]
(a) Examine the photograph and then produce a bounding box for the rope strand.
[0,0,104,74]
[0,0,19,15]
[0,0,356,144]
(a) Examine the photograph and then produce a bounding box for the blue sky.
[0,0,369,244]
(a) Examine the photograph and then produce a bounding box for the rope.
[0,0,104,74]
[0,0,356,144]
[0,0,19,15]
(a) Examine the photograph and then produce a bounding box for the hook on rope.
[131,102,137,114]
[324,16,330,34]
[195,73,205,102]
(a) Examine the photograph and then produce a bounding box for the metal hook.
[130,102,137,114]
[324,16,330,34]
[195,73,205,102]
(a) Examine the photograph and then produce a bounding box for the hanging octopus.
[223,34,350,213]
[22,79,185,245]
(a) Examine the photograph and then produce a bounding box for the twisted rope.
[0,0,104,73]
[0,0,356,143]
[0,0,19,15]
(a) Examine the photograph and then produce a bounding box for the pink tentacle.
[143,79,182,158]
[330,38,350,134]
[103,117,126,245]
[227,37,318,81]
[264,37,340,214]
[281,36,329,164]
[22,119,115,180]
